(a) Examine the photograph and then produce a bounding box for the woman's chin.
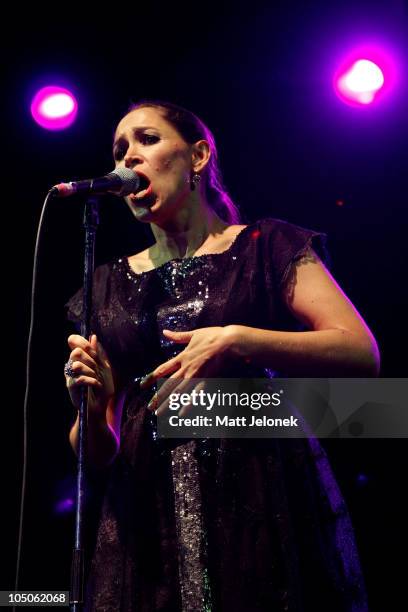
[129,197,160,221]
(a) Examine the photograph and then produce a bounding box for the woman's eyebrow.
[113,126,159,147]
[132,126,160,135]
[134,125,158,131]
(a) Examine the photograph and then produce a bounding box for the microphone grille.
[111,166,140,195]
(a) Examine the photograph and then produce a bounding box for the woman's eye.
[140,134,159,145]
[113,134,158,159]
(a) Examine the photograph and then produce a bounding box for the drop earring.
[190,172,201,191]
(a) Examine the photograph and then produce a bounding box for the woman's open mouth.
[130,173,156,205]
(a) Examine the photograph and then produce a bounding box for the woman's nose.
[124,152,143,168]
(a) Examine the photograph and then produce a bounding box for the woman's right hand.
[65,334,115,417]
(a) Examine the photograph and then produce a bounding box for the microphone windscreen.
[110,167,140,196]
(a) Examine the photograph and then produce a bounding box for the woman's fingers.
[68,334,104,365]
[65,360,99,381]
[66,334,112,390]
[147,373,186,413]
[69,347,97,370]
[93,334,109,363]
[68,334,97,355]
[155,378,195,416]
[65,335,114,414]
[67,375,103,389]
[140,356,182,390]
[162,329,194,343]
[68,334,110,370]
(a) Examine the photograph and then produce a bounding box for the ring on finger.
[64,359,77,379]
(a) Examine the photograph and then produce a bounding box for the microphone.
[50,167,140,197]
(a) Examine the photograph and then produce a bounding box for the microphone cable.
[14,189,56,601]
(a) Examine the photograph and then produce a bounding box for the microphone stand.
[70,196,100,611]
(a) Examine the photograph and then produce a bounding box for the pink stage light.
[333,45,397,107]
[339,59,384,104]
[30,86,78,130]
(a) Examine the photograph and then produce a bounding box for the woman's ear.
[191,140,211,173]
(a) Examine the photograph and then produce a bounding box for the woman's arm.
[227,248,380,376]
[69,392,125,468]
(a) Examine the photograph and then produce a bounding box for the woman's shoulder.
[254,217,327,248]
[254,217,329,285]
[216,224,249,248]
[256,217,320,232]
[229,217,316,236]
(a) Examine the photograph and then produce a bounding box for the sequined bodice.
[67,219,327,387]
[117,246,245,371]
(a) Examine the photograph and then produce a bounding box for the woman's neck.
[149,206,228,260]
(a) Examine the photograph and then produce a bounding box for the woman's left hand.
[141,326,236,415]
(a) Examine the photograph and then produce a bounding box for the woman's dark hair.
[127,100,240,224]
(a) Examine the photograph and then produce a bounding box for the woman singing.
[65,101,379,611]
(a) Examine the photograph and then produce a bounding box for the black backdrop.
[3,1,407,610]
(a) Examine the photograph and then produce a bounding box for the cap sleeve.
[66,289,83,328]
[65,263,111,330]
[261,218,329,288]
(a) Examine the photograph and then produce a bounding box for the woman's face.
[113,107,196,223]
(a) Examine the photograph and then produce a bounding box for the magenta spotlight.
[339,60,384,104]
[30,86,78,130]
[333,45,397,107]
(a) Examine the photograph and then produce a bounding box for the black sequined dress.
[67,218,368,612]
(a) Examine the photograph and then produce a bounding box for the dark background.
[3,1,407,610]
